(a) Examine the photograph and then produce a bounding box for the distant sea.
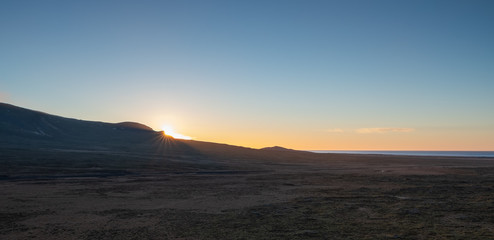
[311,151,494,158]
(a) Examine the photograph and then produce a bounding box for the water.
[311,151,494,158]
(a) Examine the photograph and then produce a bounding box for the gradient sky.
[1,0,493,150]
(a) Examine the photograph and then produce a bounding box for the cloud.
[356,128,415,134]
[325,128,344,133]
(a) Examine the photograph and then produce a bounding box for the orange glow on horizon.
[184,129,494,151]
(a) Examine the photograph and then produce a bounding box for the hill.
[0,103,318,164]
[0,102,191,153]
[2,102,493,175]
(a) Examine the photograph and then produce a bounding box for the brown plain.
[1,140,494,239]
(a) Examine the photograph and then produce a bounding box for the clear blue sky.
[1,0,493,150]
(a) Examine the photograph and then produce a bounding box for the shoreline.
[310,150,494,158]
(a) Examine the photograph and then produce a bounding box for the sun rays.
[161,125,192,140]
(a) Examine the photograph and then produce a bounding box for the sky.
[1,0,493,150]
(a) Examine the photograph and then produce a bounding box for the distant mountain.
[0,103,322,168]
[2,103,491,182]
[260,146,310,154]
[0,102,193,154]
[2,103,400,180]
[261,146,297,152]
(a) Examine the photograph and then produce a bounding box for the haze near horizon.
[1,0,493,150]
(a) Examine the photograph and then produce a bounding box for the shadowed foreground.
[1,145,494,240]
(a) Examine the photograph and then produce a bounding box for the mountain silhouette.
[261,146,301,152]
[1,103,332,176]
[4,102,467,181]
[0,102,196,154]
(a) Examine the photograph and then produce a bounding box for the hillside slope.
[0,103,194,154]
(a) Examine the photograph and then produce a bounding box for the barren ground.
[1,147,494,239]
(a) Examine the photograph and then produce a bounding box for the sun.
[161,125,192,140]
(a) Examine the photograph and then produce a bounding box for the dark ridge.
[2,102,494,180]
[0,102,194,155]
[261,146,298,152]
